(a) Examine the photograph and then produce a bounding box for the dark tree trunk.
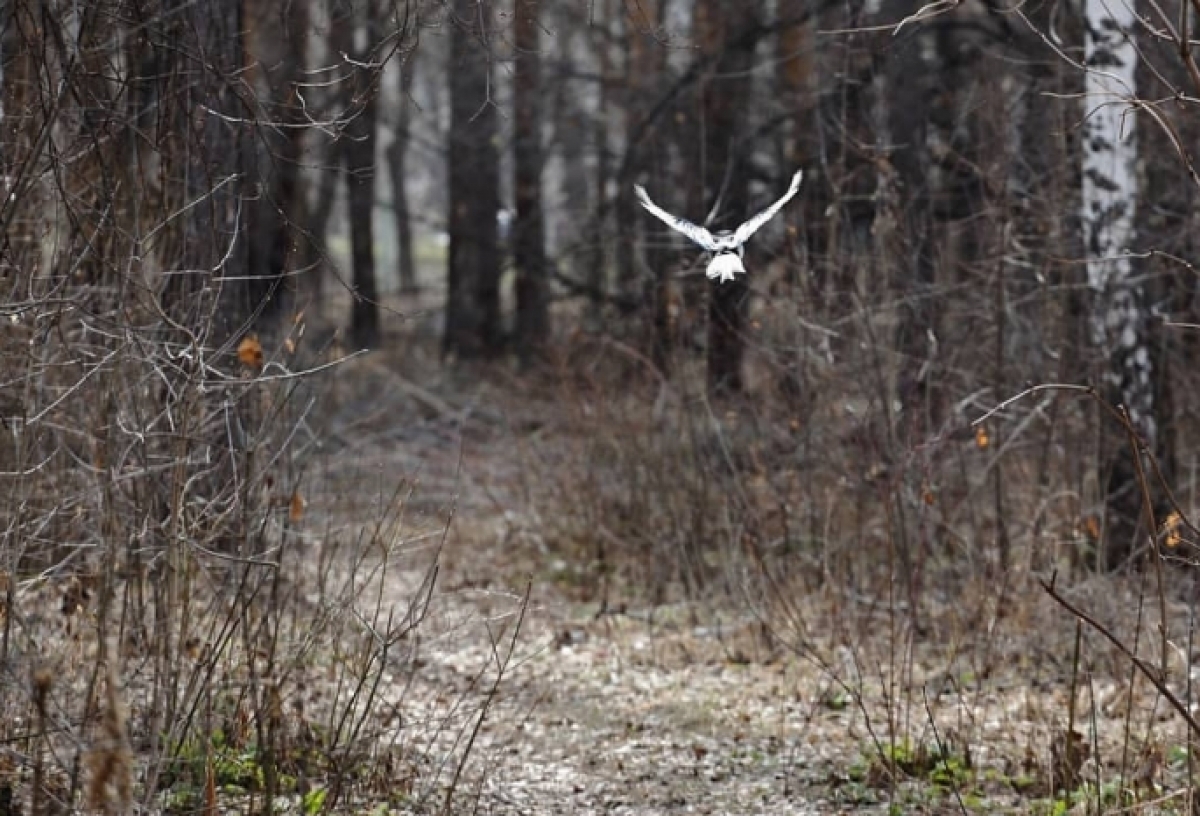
[867,11,937,621]
[301,133,341,315]
[299,0,360,319]
[256,0,311,321]
[616,0,674,373]
[513,0,549,358]
[331,0,381,350]
[694,0,760,396]
[886,26,939,430]
[387,49,418,294]
[612,6,640,314]
[159,0,253,337]
[707,276,750,394]
[819,0,874,323]
[444,0,501,358]
[777,16,816,279]
[774,16,815,403]
[0,1,45,284]
[47,6,121,288]
[587,0,615,327]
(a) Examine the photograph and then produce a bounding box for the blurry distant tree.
[615,0,674,370]
[513,0,550,358]
[387,44,420,295]
[244,0,312,322]
[883,20,938,428]
[587,0,617,325]
[1133,0,1200,553]
[690,0,762,395]
[774,5,817,363]
[444,0,502,358]
[331,0,384,349]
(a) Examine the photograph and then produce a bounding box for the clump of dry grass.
[495,318,1200,811]
[0,258,516,816]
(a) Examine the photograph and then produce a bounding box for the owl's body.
[705,246,745,283]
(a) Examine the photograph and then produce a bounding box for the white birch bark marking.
[1081,0,1154,444]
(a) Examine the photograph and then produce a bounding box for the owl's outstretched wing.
[634,184,718,252]
[733,170,803,246]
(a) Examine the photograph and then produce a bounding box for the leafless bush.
[0,3,505,813]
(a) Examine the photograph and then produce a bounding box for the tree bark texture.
[513,0,549,358]
[693,0,761,395]
[444,0,502,359]
[331,0,382,350]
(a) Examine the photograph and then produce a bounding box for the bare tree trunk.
[331,0,381,350]
[292,0,359,320]
[610,0,677,372]
[886,25,939,430]
[253,0,311,321]
[513,0,549,358]
[302,132,341,316]
[46,6,121,289]
[387,47,419,294]
[587,0,616,327]
[821,0,873,323]
[159,0,253,337]
[612,7,640,309]
[776,13,816,285]
[553,30,591,256]
[444,0,501,358]
[632,1,676,372]
[694,0,761,396]
[1080,0,1152,569]
[1011,6,1084,573]
[773,16,815,404]
[1,2,44,282]
[865,12,936,625]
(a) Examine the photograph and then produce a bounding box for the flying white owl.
[634,169,803,283]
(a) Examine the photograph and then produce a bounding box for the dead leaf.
[237,335,264,370]
[1078,515,1101,542]
[1161,511,1183,549]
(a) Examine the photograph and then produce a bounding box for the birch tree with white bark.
[1081,0,1154,567]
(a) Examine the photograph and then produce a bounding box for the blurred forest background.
[6,0,1200,811]
[6,0,1200,577]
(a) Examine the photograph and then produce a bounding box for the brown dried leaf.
[1161,511,1184,549]
[237,334,264,370]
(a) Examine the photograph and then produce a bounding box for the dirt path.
[396,578,844,815]
[313,357,857,813]
[313,351,1187,816]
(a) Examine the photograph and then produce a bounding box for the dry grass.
[0,303,529,815]
[325,315,1200,815]
[4,270,1200,815]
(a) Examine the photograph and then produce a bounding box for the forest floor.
[304,325,1198,816]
